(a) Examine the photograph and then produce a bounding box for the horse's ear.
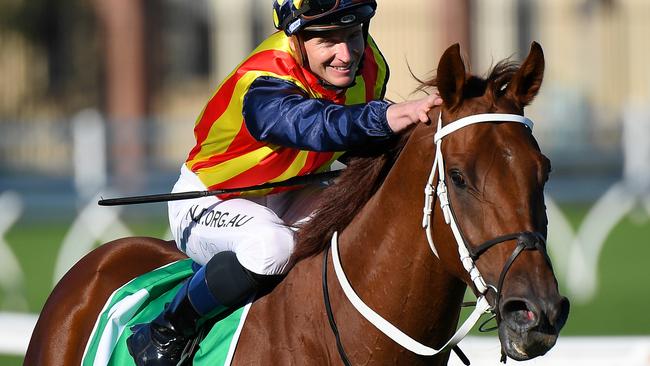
[507,41,545,106]
[436,43,466,109]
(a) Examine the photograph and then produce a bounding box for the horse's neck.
[335,122,468,353]
[239,123,468,364]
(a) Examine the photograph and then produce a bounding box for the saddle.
[82,259,252,366]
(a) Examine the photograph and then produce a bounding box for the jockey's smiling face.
[302,25,365,88]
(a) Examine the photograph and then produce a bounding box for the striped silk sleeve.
[242,76,393,152]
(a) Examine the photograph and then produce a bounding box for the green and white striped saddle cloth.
[81,259,252,366]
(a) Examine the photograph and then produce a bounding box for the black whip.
[98,170,342,206]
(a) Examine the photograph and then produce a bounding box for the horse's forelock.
[487,60,519,99]
[418,58,520,102]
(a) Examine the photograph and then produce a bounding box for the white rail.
[0,312,38,355]
[449,336,650,366]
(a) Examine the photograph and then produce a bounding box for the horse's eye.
[449,169,466,188]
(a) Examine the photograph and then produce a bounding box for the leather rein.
[322,111,553,365]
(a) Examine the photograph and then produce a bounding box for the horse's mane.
[292,58,521,263]
[291,135,409,262]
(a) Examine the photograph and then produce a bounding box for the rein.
[323,112,553,364]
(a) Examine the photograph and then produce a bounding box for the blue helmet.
[273,0,377,36]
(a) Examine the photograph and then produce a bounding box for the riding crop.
[98,170,342,206]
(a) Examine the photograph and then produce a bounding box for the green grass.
[0,214,169,365]
[2,215,170,313]
[4,220,70,313]
[1,205,649,363]
[557,204,650,335]
[0,355,21,366]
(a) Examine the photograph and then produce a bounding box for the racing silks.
[185,31,390,196]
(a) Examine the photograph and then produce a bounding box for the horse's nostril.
[550,296,570,331]
[502,299,537,331]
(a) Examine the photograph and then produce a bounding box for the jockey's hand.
[386,93,443,133]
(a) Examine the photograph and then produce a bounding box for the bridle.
[322,111,553,364]
[423,112,553,314]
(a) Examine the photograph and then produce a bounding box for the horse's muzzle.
[498,295,570,360]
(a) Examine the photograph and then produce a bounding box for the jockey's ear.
[436,43,466,111]
[507,42,545,107]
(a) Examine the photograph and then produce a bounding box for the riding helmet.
[273,0,377,36]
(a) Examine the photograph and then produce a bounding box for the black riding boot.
[126,281,201,366]
[127,251,279,365]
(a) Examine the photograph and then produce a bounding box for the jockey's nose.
[335,41,353,63]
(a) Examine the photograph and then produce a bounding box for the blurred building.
[0,0,648,201]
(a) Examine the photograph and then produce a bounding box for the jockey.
[127,0,441,364]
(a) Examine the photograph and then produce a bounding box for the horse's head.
[430,43,570,361]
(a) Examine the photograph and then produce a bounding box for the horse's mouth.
[496,296,569,361]
[498,324,560,361]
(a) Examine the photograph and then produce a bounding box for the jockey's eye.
[449,169,466,188]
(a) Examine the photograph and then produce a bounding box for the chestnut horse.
[26,42,569,365]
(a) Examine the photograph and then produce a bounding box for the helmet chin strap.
[290,34,310,69]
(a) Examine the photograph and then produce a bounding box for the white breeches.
[168,165,316,275]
